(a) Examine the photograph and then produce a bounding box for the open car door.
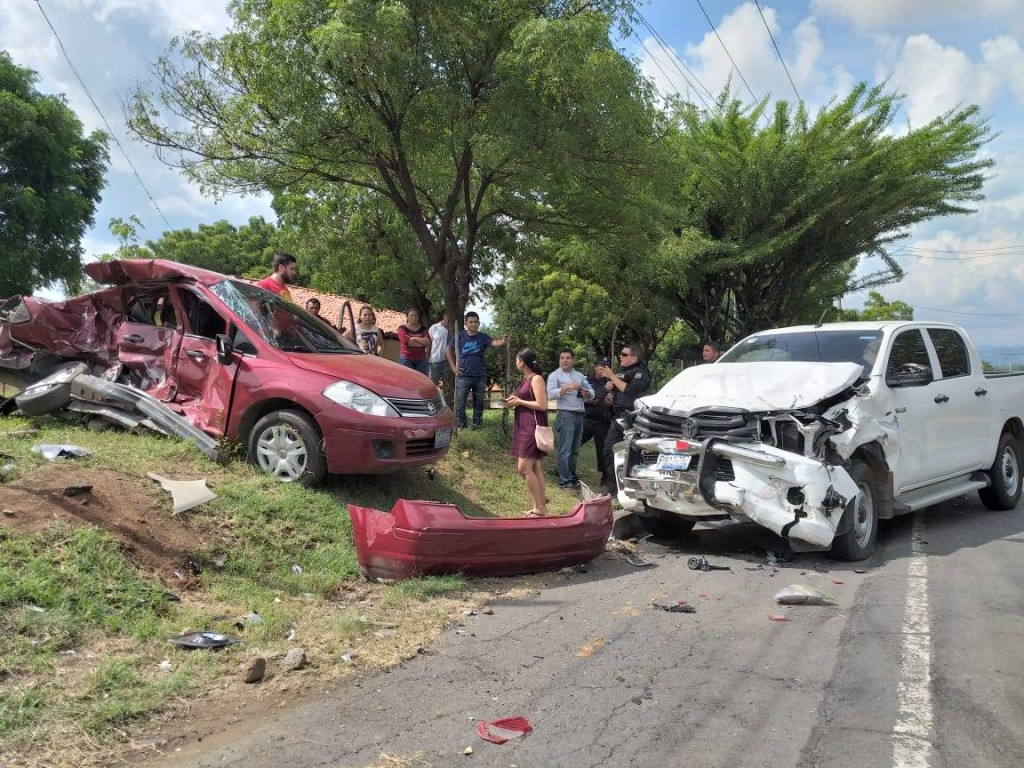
[114,286,182,401]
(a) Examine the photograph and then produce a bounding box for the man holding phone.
[597,344,652,496]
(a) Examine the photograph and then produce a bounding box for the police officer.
[596,343,653,496]
[580,355,613,488]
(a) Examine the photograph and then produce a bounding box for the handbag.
[534,410,555,452]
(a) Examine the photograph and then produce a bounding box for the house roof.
[287,285,407,335]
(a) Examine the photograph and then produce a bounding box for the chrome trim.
[711,443,787,468]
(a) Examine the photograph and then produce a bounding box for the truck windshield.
[718,330,883,377]
[211,280,361,354]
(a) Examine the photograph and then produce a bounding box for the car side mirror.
[215,334,234,365]
[885,362,933,388]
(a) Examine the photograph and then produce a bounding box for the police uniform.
[580,357,613,486]
[603,358,653,494]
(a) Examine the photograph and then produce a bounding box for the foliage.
[147,216,284,279]
[658,83,992,342]
[0,52,108,297]
[840,291,914,321]
[126,0,668,333]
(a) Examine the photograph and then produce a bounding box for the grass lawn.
[0,407,604,765]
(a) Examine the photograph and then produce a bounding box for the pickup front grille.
[385,393,446,418]
[635,408,755,439]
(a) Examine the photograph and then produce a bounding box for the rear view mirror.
[885,362,933,388]
[215,334,234,365]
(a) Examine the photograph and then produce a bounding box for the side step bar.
[894,473,989,513]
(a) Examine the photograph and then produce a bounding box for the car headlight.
[323,381,399,417]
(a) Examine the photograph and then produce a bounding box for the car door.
[883,328,941,491]
[115,286,182,400]
[926,327,991,475]
[171,287,238,436]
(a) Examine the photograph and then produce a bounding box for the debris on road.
[774,584,834,605]
[767,614,792,622]
[476,716,533,744]
[687,556,731,572]
[654,600,697,613]
[831,578,844,585]
[147,472,217,515]
[31,444,89,460]
[625,553,656,568]
[167,631,240,650]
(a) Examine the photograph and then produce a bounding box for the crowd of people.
[258,251,723,515]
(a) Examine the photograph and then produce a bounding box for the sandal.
[522,509,542,517]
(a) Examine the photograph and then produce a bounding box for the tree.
[147,216,283,279]
[0,52,108,297]
[658,84,991,342]
[127,0,667,334]
[853,291,914,321]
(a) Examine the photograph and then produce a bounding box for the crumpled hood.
[286,352,439,399]
[642,361,864,414]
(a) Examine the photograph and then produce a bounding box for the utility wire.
[695,0,759,104]
[909,304,1024,318]
[628,1,715,103]
[633,31,712,110]
[35,0,171,229]
[754,0,801,103]
[892,243,1024,255]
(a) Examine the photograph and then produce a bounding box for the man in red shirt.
[256,252,297,302]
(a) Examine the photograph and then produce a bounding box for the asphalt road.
[159,495,1024,768]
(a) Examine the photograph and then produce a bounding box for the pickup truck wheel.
[248,409,326,487]
[830,460,878,562]
[978,432,1022,510]
[640,505,697,538]
[14,361,88,416]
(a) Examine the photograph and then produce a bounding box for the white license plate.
[655,453,692,471]
[434,427,452,449]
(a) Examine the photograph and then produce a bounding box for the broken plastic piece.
[774,584,833,605]
[168,631,239,649]
[831,579,844,585]
[654,600,696,613]
[476,716,533,744]
[147,473,217,515]
[767,614,792,622]
[687,556,731,572]
[624,553,655,568]
[31,444,89,460]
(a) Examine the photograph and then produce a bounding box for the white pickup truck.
[614,321,1024,560]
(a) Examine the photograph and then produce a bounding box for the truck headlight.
[323,381,399,417]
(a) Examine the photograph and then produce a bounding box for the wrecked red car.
[348,496,614,580]
[0,259,452,485]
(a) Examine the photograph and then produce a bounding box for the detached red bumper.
[348,497,613,580]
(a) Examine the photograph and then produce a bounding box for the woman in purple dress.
[505,348,549,516]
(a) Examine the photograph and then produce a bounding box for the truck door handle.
[123,334,144,344]
[975,388,988,396]
[934,394,949,404]
[185,350,207,361]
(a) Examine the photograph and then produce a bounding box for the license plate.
[434,427,452,449]
[655,453,692,471]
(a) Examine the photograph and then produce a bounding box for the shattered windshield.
[719,330,883,377]
[211,280,361,354]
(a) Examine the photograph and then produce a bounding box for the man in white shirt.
[428,311,449,385]
[546,349,594,490]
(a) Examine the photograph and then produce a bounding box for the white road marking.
[892,514,934,768]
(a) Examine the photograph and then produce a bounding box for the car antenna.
[814,307,830,328]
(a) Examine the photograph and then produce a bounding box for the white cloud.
[981,36,1024,104]
[813,0,1022,29]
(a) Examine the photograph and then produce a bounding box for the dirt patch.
[0,463,211,585]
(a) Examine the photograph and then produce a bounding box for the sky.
[3,0,1024,346]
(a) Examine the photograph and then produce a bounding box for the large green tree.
[127,0,667,330]
[0,52,108,297]
[147,216,283,279]
[659,84,991,342]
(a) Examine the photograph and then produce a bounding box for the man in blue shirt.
[547,349,595,489]
[446,311,508,429]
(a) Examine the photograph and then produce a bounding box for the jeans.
[400,358,429,375]
[581,416,611,481]
[455,374,488,427]
[555,410,585,487]
[429,361,447,385]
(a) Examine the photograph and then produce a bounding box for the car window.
[928,328,970,378]
[886,330,930,376]
[719,330,883,377]
[125,289,177,329]
[178,290,227,339]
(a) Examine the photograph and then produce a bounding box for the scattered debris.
[687,556,731,572]
[291,564,303,575]
[281,648,306,671]
[831,579,844,585]
[168,631,240,650]
[654,600,696,613]
[774,584,834,605]
[341,652,354,664]
[240,656,267,684]
[854,568,868,574]
[2,508,15,516]
[147,473,216,515]
[31,444,89,460]
[767,614,791,622]
[476,716,533,744]
[464,746,474,755]
[158,659,173,671]
[62,485,93,497]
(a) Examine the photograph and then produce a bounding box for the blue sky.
[4,1,1024,345]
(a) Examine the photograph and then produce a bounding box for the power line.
[633,31,712,111]
[910,304,1024,318]
[628,2,715,104]
[35,0,172,229]
[695,0,759,105]
[754,0,801,103]
[892,243,1024,255]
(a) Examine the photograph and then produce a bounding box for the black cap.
[595,355,612,367]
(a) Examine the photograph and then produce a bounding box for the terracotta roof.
[244,280,407,334]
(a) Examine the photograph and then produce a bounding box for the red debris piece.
[767,614,791,622]
[477,716,533,744]
[831,579,844,585]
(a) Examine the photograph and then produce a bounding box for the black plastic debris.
[168,631,239,650]
[624,553,656,569]
[654,600,696,613]
[687,556,730,572]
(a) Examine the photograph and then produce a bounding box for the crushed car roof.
[84,259,229,286]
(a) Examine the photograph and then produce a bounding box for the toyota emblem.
[679,418,699,438]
